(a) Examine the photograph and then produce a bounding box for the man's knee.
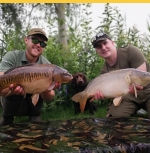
[106,98,139,118]
[106,105,136,118]
[106,111,134,118]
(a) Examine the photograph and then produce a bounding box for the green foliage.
[1,4,23,29]
[41,105,107,121]
[0,4,24,61]
[43,84,73,111]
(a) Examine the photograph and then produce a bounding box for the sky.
[90,3,150,34]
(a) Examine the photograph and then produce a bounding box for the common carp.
[0,63,73,105]
[72,68,150,113]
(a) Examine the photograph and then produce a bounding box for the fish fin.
[31,94,39,106]
[133,84,137,98]
[6,90,27,98]
[48,81,56,91]
[5,90,13,97]
[72,91,87,113]
[23,93,26,98]
[113,96,123,106]
[80,99,87,113]
[89,97,94,102]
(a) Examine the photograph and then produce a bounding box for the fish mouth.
[64,73,73,79]
[70,76,73,80]
[61,74,73,83]
[66,75,73,82]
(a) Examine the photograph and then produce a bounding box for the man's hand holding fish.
[92,84,144,101]
[89,31,150,118]
[0,83,25,97]
[3,81,61,102]
[129,85,143,95]
[91,91,105,100]
[40,82,61,101]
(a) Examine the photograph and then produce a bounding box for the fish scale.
[0,63,73,106]
[72,68,150,113]
[0,68,51,88]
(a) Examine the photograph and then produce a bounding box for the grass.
[0,103,148,124]
[42,105,107,120]
[0,104,107,124]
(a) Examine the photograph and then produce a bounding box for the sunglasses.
[28,37,47,48]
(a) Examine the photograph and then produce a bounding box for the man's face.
[95,39,115,59]
[25,34,47,57]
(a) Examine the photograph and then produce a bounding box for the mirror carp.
[0,63,73,105]
[72,68,150,113]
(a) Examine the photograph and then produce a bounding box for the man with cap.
[0,28,57,126]
[91,31,150,118]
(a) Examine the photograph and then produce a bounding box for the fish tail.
[71,91,88,113]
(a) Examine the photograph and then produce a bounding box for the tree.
[0,4,24,61]
[55,4,67,50]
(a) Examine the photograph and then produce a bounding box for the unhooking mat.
[0,117,150,153]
